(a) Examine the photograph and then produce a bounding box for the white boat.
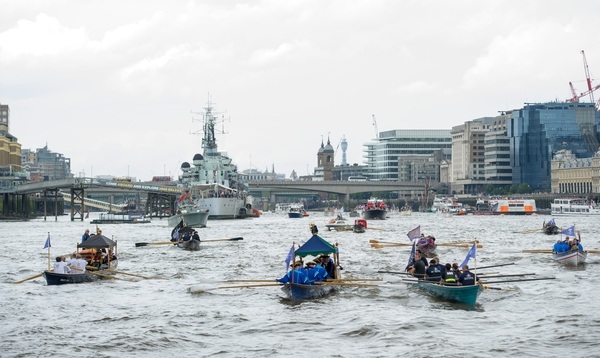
[176,100,254,220]
[553,249,587,266]
[431,196,462,213]
[167,204,209,228]
[288,203,307,218]
[551,198,600,216]
[488,199,537,215]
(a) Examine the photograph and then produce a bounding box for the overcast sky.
[1,1,599,180]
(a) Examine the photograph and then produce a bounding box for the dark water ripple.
[1,212,599,357]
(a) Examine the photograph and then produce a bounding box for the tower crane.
[567,50,600,109]
[371,114,379,139]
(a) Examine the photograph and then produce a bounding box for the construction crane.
[567,50,600,109]
[371,114,379,139]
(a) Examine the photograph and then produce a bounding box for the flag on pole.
[284,243,295,268]
[458,242,477,268]
[407,225,421,242]
[43,233,51,249]
[406,241,416,268]
[561,225,575,236]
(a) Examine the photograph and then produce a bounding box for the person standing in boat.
[320,254,336,280]
[81,229,90,243]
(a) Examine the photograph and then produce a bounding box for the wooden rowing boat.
[177,239,201,251]
[415,281,483,306]
[43,271,99,285]
[552,249,587,266]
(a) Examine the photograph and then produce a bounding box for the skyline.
[2,1,600,180]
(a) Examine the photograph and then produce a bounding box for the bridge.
[245,180,426,208]
[61,192,129,213]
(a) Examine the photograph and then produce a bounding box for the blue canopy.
[295,235,337,257]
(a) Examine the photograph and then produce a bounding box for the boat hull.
[177,239,201,251]
[361,209,387,220]
[195,197,249,219]
[281,283,335,300]
[553,250,587,266]
[168,208,209,227]
[551,198,600,216]
[416,281,483,305]
[288,212,304,218]
[43,271,99,285]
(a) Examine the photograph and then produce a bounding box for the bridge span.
[246,180,425,208]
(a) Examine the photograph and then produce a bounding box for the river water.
[1,211,598,358]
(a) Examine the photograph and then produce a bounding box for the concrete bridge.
[246,180,425,208]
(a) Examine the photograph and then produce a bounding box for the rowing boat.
[280,282,336,300]
[553,249,587,266]
[415,281,483,306]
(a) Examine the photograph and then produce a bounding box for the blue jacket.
[458,270,479,286]
[277,269,308,284]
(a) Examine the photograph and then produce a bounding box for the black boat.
[43,271,99,285]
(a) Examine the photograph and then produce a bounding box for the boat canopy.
[77,234,117,249]
[295,235,337,257]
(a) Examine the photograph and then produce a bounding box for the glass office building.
[508,102,599,191]
[363,129,451,181]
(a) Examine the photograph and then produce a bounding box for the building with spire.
[313,136,335,181]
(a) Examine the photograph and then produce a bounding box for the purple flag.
[458,242,476,268]
[561,225,575,236]
[407,225,420,242]
[43,234,51,249]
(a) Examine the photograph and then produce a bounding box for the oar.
[522,249,553,254]
[478,263,515,270]
[315,281,380,287]
[87,271,132,281]
[105,269,150,279]
[437,243,483,248]
[482,277,556,284]
[135,241,177,247]
[327,278,383,282]
[369,239,410,245]
[587,249,600,254]
[224,279,275,283]
[478,273,536,279]
[218,283,281,289]
[483,285,520,291]
[12,272,45,284]
[203,237,243,243]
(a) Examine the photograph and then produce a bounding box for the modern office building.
[363,129,451,181]
[22,145,72,181]
[484,114,512,184]
[508,102,600,192]
[451,117,493,193]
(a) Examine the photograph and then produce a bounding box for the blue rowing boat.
[415,281,483,306]
[280,282,335,300]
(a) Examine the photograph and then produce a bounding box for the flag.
[458,242,477,268]
[561,225,575,236]
[547,218,555,226]
[407,225,421,242]
[406,242,416,268]
[43,234,51,249]
[284,244,295,268]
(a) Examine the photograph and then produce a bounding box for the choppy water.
[1,212,598,358]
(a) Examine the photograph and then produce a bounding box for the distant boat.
[176,99,254,220]
[167,199,209,228]
[551,198,600,216]
[360,198,388,220]
[90,213,150,224]
[288,203,306,218]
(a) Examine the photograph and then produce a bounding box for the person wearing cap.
[425,258,445,282]
[457,265,480,286]
[303,261,320,284]
[276,261,308,284]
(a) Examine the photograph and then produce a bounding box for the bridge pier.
[42,189,60,222]
[70,187,85,221]
[147,192,175,218]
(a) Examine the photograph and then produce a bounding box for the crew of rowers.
[276,254,337,285]
[553,236,583,253]
[405,249,480,286]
